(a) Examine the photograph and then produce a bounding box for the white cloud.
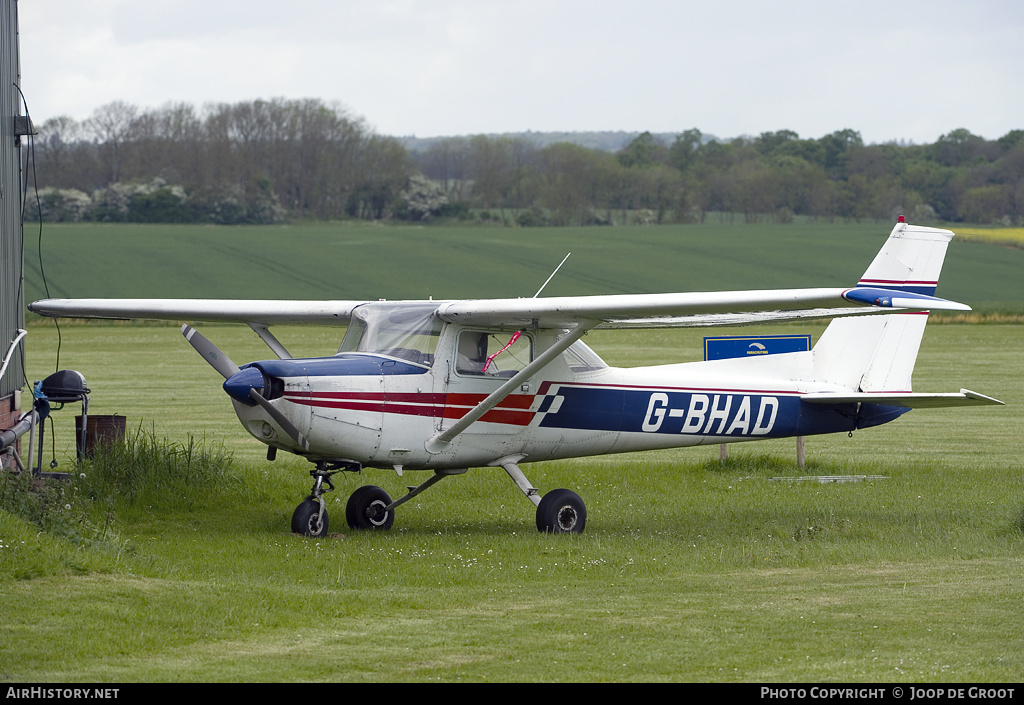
[17,0,1024,144]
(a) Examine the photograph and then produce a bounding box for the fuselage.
[227,319,908,472]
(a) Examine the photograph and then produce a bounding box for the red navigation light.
[898,214,906,223]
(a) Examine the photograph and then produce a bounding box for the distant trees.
[398,174,449,220]
[28,98,412,223]
[27,99,1024,226]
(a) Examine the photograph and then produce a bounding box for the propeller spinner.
[181,324,310,452]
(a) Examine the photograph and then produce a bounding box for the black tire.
[536,488,587,533]
[345,485,395,530]
[292,497,329,537]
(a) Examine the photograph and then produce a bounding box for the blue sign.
[703,334,811,361]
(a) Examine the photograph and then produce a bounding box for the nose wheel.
[291,496,329,537]
[291,461,357,538]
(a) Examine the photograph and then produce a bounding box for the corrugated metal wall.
[0,0,24,399]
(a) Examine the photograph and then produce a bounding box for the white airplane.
[29,220,1002,536]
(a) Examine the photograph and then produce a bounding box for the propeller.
[181,324,310,452]
[181,324,240,379]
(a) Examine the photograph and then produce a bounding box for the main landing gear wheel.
[346,485,395,531]
[292,497,329,538]
[536,488,587,534]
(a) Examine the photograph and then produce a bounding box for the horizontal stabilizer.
[802,389,1004,408]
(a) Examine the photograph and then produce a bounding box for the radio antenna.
[533,253,571,298]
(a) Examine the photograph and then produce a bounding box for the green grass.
[6,220,1023,681]
[2,321,1021,682]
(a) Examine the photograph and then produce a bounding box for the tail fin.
[812,222,955,393]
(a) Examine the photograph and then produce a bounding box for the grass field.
[2,320,1021,683]
[3,221,1023,682]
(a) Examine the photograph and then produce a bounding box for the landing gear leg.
[345,468,468,531]
[492,456,587,534]
[291,461,358,537]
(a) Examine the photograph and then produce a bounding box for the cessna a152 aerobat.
[29,220,1002,536]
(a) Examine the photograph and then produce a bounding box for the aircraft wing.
[29,285,969,329]
[433,286,970,330]
[27,298,372,326]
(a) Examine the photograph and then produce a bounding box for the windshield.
[338,302,442,367]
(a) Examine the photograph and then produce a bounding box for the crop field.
[3,221,1023,683]
[956,227,1024,249]
[21,219,1024,313]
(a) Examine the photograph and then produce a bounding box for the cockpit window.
[456,330,532,378]
[338,302,442,367]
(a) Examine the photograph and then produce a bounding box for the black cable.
[13,82,61,374]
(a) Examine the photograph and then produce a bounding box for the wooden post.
[720,443,728,462]
[797,436,806,469]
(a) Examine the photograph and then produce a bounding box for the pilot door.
[438,328,536,450]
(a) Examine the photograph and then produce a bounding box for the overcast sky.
[17,0,1024,145]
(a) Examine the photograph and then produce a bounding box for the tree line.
[27,98,1024,226]
[28,98,410,224]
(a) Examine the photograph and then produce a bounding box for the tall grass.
[1,426,234,581]
[0,468,116,549]
[82,424,234,507]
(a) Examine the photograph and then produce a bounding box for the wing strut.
[248,323,293,359]
[424,323,592,454]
